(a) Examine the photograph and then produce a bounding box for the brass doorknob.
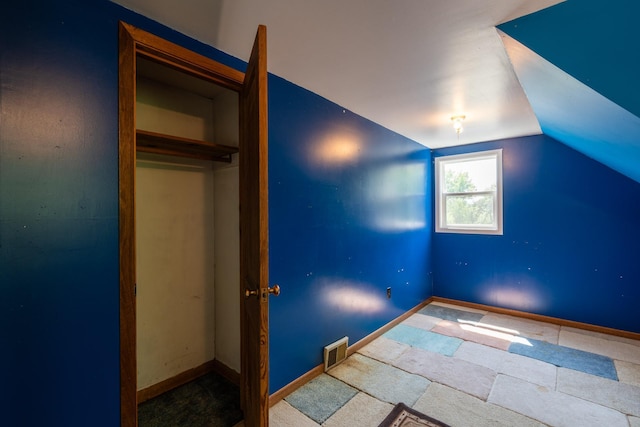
[244,285,281,299]
[268,284,281,296]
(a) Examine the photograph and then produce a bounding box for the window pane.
[435,149,503,235]
[445,194,494,226]
[443,158,496,192]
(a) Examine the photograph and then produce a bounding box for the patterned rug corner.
[378,402,451,427]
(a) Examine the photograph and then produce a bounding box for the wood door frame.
[118,22,250,426]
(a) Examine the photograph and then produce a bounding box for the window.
[435,149,503,234]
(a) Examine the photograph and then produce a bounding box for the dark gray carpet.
[138,372,243,427]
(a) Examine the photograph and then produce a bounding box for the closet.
[120,22,271,426]
[134,57,241,398]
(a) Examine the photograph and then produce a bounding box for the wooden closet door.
[240,24,272,426]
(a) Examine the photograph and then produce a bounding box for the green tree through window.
[444,170,495,226]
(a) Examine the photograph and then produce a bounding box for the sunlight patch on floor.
[457,319,533,346]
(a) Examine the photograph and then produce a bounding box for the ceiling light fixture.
[451,115,466,135]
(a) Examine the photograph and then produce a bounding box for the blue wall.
[1,1,120,425]
[0,0,431,423]
[432,135,640,333]
[268,77,432,392]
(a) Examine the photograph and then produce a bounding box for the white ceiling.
[112,0,563,148]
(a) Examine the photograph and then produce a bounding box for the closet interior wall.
[134,61,240,392]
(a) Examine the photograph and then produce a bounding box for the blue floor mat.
[418,305,485,323]
[284,374,357,423]
[509,338,618,380]
[384,324,463,356]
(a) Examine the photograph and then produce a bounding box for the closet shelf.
[136,129,238,162]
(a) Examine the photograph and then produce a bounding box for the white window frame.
[435,149,503,235]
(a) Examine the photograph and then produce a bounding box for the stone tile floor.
[270,301,640,427]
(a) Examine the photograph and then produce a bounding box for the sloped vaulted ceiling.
[499,0,640,183]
